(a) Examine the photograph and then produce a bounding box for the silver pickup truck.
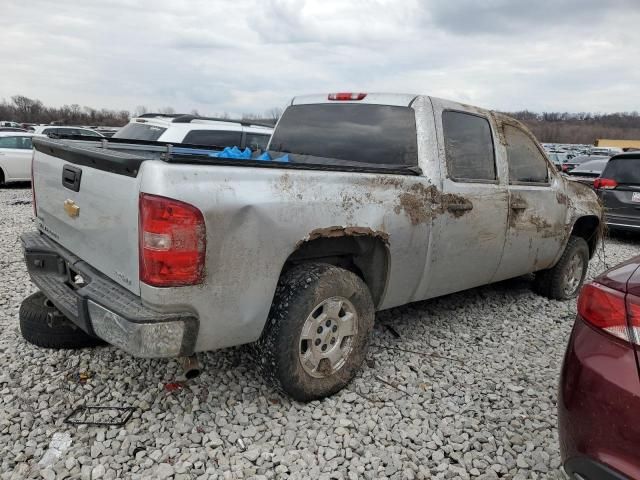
[21,93,602,401]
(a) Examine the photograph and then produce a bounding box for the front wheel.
[534,236,589,300]
[253,263,374,401]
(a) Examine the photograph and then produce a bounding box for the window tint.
[602,158,640,184]
[245,133,270,151]
[0,136,33,149]
[0,136,19,148]
[77,129,101,137]
[182,130,242,148]
[18,137,32,149]
[269,104,418,166]
[113,123,167,141]
[503,125,549,183]
[442,111,496,181]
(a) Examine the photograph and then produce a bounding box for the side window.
[42,128,57,136]
[0,136,19,148]
[442,111,496,181]
[14,137,32,149]
[79,129,101,137]
[503,125,549,183]
[182,130,242,148]
[245,133,270,151]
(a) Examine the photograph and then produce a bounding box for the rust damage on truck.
[299,226,390,248]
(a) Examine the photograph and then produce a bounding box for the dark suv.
[594,153,640,232]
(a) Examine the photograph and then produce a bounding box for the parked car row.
[113,113,273,150]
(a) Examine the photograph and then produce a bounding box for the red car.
[559,256,640,479]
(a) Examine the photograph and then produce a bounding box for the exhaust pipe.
[178,355,201,380]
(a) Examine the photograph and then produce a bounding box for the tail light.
[31,151,37,217]
[593,178,618,190]
[578,282,639,345]
[561,164,570,172]
[328,93,367,101]
[139,193,205,287]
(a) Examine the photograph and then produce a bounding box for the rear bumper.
[558,317,640,480]
[21,231,198,358]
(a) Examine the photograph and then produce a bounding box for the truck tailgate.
[32,139,141,294]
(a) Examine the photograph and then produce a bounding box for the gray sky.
[2,0,639,116]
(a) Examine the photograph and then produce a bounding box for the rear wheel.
[19,291,104,349]
[253,263,374,401]
[534,236,589,300]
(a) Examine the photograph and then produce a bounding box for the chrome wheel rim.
[299,296,358,378]
[563,253,584,296]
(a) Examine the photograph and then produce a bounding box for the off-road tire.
[19,291,104,349]
[534,236,589,300]
[252,263,375,401]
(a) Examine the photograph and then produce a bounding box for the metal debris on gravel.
[1,184,638,479]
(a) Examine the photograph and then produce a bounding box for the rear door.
[0,136,32,180]
[493,122,566,281]
[600,157,640,230]
[425,100,509,297]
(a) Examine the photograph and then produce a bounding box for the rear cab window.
[114,123,167,141]
[503,125,549,184]
[442,111,496,182]
[269,103,418,168]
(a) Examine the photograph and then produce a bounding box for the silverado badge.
[63,199,80,218]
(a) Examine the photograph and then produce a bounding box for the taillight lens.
[561,164,570,172]
[628,294,640,345]
[139,193,205,287]
[328,92,367,101]
[31,151,37,217]
[578,282,634,344]
[593,178,618,190]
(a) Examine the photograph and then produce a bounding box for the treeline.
[0,95,279,128]
[508,110,640,144]
[3,94,640,144]
[1,95,129,127]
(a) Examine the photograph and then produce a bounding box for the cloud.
[1,0,639,116]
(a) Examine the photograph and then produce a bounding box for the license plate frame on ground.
[64,406,135,426]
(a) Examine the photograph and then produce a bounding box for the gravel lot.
[1,184,638,480]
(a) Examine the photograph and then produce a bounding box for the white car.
[0,132,43,185]
[113,114,273,151]
[32,125,104,138]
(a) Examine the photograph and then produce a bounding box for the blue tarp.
[215,146,289,162]
[172,145,289,162]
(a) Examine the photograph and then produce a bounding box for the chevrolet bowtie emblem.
[64,199,80,218]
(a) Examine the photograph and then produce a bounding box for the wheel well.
[0,167,4,183]
[284,234,389,307]
[571,215,600,258]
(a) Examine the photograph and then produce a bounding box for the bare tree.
[266,107,283,123]
[134,105,149,117]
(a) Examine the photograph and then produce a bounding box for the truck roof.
[291,93,419,107]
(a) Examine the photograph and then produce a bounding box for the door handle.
[447,203,473,213]
[511,201,527,211]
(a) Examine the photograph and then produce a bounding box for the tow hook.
[178,355,201,380]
